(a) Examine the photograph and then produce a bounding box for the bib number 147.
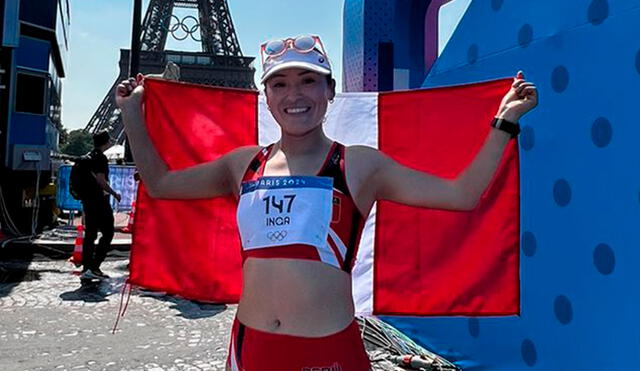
[262,194,296,215]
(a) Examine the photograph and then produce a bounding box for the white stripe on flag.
[258,93,379,316]
[353,203,376,316]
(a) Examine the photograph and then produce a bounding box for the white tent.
[103,144,124,160]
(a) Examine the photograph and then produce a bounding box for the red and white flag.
[129,78,519,316]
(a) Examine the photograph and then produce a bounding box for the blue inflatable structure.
[344,0,638,369]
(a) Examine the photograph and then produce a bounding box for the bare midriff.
[236,257,355,337]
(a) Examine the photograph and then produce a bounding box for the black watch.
[491,117,521,138]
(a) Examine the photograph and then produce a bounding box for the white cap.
[261,48,332,83]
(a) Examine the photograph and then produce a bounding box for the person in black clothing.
[80,131,121,280]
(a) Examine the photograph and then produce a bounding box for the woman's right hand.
[115,73,145,112]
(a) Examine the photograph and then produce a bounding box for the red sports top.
[238,142,366,273]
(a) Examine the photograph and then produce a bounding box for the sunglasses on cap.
[260,35,330,66]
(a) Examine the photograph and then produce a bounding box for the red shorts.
[226,317,371,371]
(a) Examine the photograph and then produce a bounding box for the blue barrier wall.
[56,165,138,212]
[377,0,640,369]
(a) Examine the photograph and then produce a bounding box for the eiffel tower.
[84,0,255,143]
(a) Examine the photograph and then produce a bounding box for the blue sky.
[62,0,469,131]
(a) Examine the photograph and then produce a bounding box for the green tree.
[57,123,69,149]
[61,130,93,156]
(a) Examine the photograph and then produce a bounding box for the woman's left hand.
[496,71,538,122]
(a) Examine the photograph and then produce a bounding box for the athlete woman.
[115,35,538,371]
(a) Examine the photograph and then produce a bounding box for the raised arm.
[352,71,538,212]
[115,75,258,199]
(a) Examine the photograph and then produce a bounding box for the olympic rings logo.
[167,15,201,42]
[267,231,287,242]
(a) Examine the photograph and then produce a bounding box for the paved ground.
[0,257,235,371]
[0,255,410,371]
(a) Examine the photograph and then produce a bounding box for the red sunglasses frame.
[260,35,330,66]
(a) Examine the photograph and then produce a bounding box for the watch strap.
[491,117,521,138]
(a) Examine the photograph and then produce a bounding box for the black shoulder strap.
[242,145,273,182]
[317,143,350,196]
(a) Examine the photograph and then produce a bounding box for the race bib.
[237,176,333,250]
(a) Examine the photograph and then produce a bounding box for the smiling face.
[264,68,336,137]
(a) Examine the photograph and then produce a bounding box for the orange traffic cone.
[69,225,84,267]
[122,201,136,233]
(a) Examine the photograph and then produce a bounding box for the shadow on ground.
[137,290,227,320]
[59,276,125,303]
[0,242,67,298]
